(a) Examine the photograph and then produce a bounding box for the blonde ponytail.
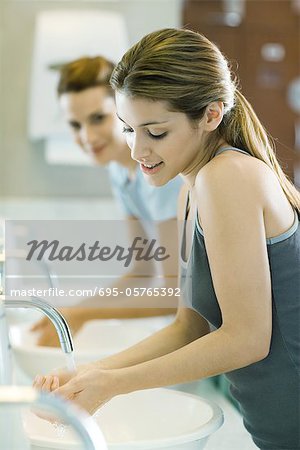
[220,90,300,211]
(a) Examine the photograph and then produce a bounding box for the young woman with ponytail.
[34,28,300,450]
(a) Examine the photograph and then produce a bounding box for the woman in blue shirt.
[32,56,182,346]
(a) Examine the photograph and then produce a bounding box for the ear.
[203,101,224,132]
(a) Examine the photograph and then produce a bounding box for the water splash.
[52,421,68,438]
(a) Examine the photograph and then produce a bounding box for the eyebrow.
[68,111,105,123]
[89,111,106,118]
[116,113,168,127]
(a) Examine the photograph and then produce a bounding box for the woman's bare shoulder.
[196,151,263,197]
[195,150,294,237]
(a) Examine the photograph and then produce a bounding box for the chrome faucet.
[3,296,73,354]
[0,385,108,450]
[1,249,71,353]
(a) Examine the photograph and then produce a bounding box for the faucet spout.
[3,296,73,354]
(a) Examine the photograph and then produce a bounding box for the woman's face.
[59,86,126,165]
[115,92,205,186]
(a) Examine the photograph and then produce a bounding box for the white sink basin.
[9,316,174,379]
[23,388,223,449]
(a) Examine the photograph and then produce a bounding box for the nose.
[80,125,98,147]
[130,134,151,162]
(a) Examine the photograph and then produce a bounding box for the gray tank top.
[180,147,300,450]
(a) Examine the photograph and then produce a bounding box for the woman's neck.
[181,139,230,189]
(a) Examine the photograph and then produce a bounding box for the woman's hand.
[33,362,91,391]
[33,363,116,415]
[30,308,86,347]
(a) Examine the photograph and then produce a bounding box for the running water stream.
[51,352,77,437]
[65,352,76,373]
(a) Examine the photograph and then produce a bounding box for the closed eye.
[122,127,168,140]
[147,131,167,140]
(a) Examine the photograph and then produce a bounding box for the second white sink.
[10,316,174,379]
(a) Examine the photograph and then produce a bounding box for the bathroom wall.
[1,0,182,199]
[183,0,300,184]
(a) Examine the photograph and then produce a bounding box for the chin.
[143,174,169,187]
[93,154,111,166]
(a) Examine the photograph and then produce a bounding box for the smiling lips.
[140,161,164,174]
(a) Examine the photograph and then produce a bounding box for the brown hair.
[111,28,300,211]
[57,56,115,96]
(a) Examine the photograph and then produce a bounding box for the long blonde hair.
[110,28,300,211]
